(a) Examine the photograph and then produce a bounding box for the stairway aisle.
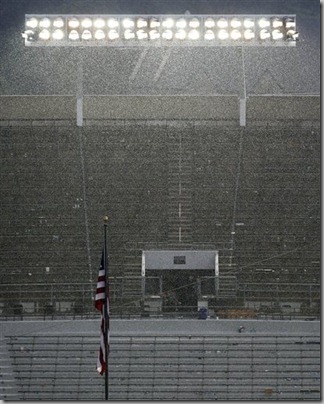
[167,125,193,245]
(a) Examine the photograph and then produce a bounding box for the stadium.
[0,0,320,401]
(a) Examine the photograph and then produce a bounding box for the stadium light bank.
[22,14,298,47]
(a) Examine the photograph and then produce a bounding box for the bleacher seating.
[0,120,320,315]
[5,331,320,400]
[0,338,20,400]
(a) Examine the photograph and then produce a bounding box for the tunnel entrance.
[142,250,218,314]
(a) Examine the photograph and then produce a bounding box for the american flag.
[95,248,110,375]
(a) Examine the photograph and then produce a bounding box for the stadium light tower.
[22,14,299,126]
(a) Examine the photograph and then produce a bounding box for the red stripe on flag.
[95,248,110,375]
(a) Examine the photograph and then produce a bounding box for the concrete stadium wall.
[0,318,320,337]
[247,95,320,122]
[0,95,320,123]
[84,95,239,121]
[0,96,75,121]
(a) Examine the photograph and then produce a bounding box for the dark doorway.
[163,270,195,309]
[161,269,213,311]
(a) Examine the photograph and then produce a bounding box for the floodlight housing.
[22,14,298,47]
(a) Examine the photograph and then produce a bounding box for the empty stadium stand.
[0,95,320,318]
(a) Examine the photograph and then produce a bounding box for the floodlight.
[231,29,241,40]
[39,29,51,40]
[259,29,271,40]
[204,30,215,40]
[94,18,105,28]
[53,17,64,28]
[94,29,106,40]
[108,29,119,40]
[68,18,80,28]
[108,18,119,28]
[137,18,148,28]
[217,18,228,28]
[162,18,174,29]
[81,18,92,28]
[26,17,38,28]
[285,17,296,28]
[272,18,283,28]
[81,30,92,40]
[188,29,200,40]
[175,29,186,40]
[205,18,215,28]
[218,29,229,40]
[189,18,200,28]
[122,18,134,28]
[149,18,160,28]
[69,30,80,40]
[149,29,160,40]
[52,29,64,40]
[243,18,254,28]
[272,29,283,40]
[162,29,173,40]
[39,18,51,28]
[22,14,298,46]
[137,29,148,40]
[258,18,270,28]
[176,18,187,28]
[230,18,241,28]
[124,29,135,39]
[22,30,36,41]
[244,29,255,40]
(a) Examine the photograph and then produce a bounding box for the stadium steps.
[217,277,238,298]
[0,338,20,400]
[167,133,193,246]
[6,334,321,401]
[168,195,192,202]
[121,256,143,311]
[217,245,237,271]
[168,231,192,245]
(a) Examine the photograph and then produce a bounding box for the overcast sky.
[0,0,320,95]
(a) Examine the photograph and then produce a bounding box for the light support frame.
[22,14,298,47]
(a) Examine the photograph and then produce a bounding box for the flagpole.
[103,215,109,401]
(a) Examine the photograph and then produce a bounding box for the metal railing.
[0,278,320,320]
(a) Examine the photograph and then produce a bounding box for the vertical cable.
[179,131,182,243]
[241,46,247,100]
[228,129,244,268]
[77,127,92,299]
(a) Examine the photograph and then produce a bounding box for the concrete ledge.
[0,95,320,123]
[0,96,76,120]
[247,95,320,121]
[83,95,239,120]
[0,318,320,337]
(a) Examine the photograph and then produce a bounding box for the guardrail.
[0,279,320,320]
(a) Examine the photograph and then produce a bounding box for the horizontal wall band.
[0,95,319,122]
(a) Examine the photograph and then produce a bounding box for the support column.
[77,54,83,127]
[239,46,247,127]
[239,98,246,127]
